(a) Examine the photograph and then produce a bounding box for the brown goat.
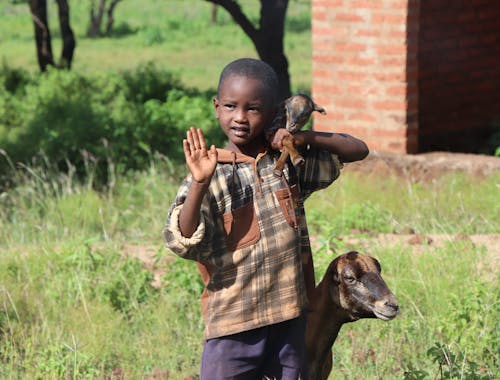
[272,94,326,176]
[306,251,399,380]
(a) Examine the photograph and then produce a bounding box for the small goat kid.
[306,251,399,380]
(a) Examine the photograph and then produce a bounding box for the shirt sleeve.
[297,146,343,199]
[163,175,215,261]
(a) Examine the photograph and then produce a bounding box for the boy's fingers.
[190,127,201,150]
[186,129,195,156]
[209,144,217,161]
[183,139,191,159]
[197,128,207,151]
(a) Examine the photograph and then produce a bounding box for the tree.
[205,0,291,100]
[29,0,75,71]
[87,0,123,37]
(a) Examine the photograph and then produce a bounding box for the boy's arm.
[178,127,217,238]
[297,131,368,162]
[178,180,212,238]
[271,129,369,163]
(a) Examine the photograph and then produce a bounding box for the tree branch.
[204,0,260,45]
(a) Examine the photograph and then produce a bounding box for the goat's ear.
[371,257,382,273]
[330,257,341,284]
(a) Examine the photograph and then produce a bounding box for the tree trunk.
[55,0,75,69]
[257,0,290,100]
[205,0,291,100]
[87,0,106,38]
[29,0,54,71]
[105,0,122,35]
[211,4,218,24]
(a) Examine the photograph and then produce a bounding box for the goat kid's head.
[328,251,399,322]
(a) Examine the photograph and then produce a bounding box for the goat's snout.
[385,301,399,314]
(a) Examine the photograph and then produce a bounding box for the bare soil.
[123,152,500,287]
[343,150,500,182]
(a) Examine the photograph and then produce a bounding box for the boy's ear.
[213,97,220,119]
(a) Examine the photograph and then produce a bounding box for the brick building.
[311,0,500,153]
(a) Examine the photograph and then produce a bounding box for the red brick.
[350,0,383,8]
[355,28,382,37]
[381,57,407,66]
[372,128,408,138]
[313,67,333,78]
[373,72,407,82]
[313,54,346,64]
[335,42,367,52]
[348,113,377,122]
[345,56,377,66]
[386,85,408,96]
[336,125,369,136]
[376,44,408,55]
[372,13,407,24]
[373,100,408,111]
[313,83,343,94]
[337,71,369,81]
[335,12,366,22]
[314,0,343,6]
[335,97,368,109]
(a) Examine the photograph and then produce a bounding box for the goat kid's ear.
[371,257,382,273]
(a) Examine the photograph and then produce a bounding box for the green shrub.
[0,63,223,187]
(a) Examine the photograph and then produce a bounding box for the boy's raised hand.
[183,127,217,184]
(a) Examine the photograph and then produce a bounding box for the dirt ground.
[343,150,500,182]
[124,151,500,287]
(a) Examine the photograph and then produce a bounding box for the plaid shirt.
[163,147,342,339]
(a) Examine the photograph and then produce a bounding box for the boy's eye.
[224,104,235,109]
[248,106,261,112]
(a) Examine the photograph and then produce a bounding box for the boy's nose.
[234,108,248,123]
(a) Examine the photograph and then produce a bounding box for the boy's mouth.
[231,126,250,137]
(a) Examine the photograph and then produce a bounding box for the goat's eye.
[343,274,356,283]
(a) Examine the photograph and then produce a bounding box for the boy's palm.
[183,128,217,184]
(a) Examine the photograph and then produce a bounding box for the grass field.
[0,155,498,379]
[0,0,312,91]
[0,1,499,379]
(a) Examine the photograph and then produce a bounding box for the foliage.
[404,341,495,380]
[0,0,312,91]
[0,63,224,186]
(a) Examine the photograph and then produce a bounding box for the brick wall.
[418,1,500,152]
[312,0,500,153]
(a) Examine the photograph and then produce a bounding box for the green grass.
[306,171,500,235]
[0,0,312,92]
[0,1,498,378]
[0,157,498,379]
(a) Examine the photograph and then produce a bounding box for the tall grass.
[306,170,500,235]
[0,156,498,378]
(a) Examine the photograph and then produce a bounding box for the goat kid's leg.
[274,135,304,177]
[283,136,305,167]
[274,147,290,177]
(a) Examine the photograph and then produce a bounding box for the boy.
[163,58,368,379]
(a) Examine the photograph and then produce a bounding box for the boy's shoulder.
[215,148,256,164]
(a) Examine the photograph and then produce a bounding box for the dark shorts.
[200,315,307,380]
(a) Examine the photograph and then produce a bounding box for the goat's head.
[326,251,399,322]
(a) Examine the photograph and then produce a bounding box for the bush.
[0,63,224,187]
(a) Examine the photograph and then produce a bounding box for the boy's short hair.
[217,58,279,104]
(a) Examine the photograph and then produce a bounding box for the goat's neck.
[307,280,350,379]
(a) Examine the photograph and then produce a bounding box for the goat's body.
[305,252,399,380]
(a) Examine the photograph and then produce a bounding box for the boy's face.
[214,74,276,154]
